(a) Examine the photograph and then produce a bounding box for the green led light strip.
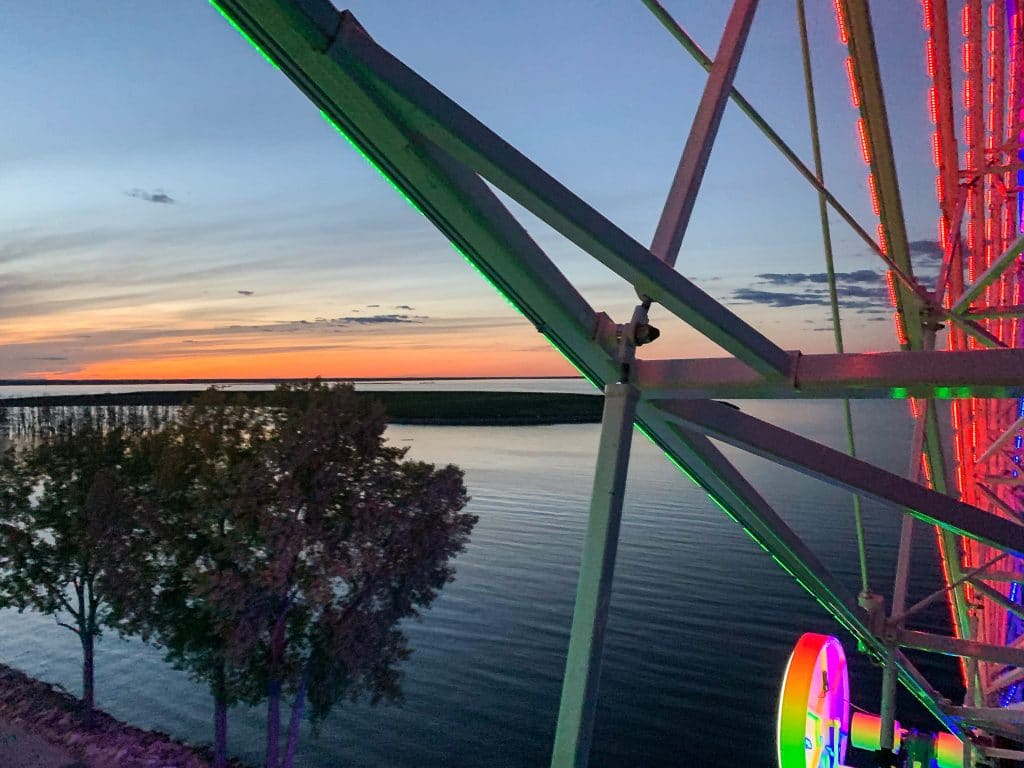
[209,1,280,70]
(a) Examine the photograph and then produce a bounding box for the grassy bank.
[0,391,603,425]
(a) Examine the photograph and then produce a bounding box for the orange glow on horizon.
[34,346,578,381]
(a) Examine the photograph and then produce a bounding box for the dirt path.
[0,717,81,768]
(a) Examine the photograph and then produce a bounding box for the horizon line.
[1,376,586,386]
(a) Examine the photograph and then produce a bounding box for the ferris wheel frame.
[209,0,1024,765]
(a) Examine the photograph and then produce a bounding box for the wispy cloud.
[126,188,175,204]
[229,314,430,333]
[729,270,889,312]
[732,288,831,308]
[908,239,942,259]
[756,270,881,285]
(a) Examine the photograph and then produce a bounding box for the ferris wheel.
[210,0,1024,766]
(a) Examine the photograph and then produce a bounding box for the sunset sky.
[3,1,944,380]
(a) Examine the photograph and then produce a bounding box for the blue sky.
[1,1,944,378]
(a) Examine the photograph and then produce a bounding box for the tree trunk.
[81,632,95,728]
[265,609,288,768]
[214,662,229,768]
[265,679,282,768]
[282,664,312,768]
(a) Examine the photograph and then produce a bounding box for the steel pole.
[551,383,638,768]
[649,0,758,268]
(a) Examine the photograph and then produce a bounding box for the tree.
[102,389,272,768]
[204,382,476,768]
[0,422,146,726]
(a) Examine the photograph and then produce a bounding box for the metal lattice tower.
[210,1,1024,765]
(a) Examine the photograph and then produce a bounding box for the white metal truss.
[210,1,1024,765]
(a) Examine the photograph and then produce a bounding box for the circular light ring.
[777,633,850,768]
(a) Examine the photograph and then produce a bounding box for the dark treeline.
[0,382,477,768]
[1,389,603,425]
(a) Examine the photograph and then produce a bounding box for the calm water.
[0,382,958,767]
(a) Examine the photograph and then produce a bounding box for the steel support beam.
[898,629,1024,668]
[974,416,1024,465]
[640,0,884,260]
[311,7,792,377]
[951,232,1024,314]
[551,384,638,768]
[655,398,1024,556]
[635,349,1024,400]
[649,0,758,267]
[840,0,922,347]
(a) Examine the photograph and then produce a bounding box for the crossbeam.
[898,629,1024,668]
[950,231,1024,314]
[636,349,1024,400]
[656,399,1024,556]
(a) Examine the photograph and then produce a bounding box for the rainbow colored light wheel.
[777,633,850,768]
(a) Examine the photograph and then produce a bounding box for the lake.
[0,382,958,767]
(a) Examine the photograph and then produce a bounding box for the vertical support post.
[880,653,898,754]
[649,0,759,267]
[551,383,639,768]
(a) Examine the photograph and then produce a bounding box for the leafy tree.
[103,389,272,768]
[0,422,147,726]
[205,382,476,768]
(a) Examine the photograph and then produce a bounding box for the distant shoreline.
[0,390,604,426]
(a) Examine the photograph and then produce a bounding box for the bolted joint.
[859,590,887,637]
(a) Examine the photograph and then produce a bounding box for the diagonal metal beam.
[633,404,961,736]
[655,398,1024,557]
[840,0,922,349]
[649,0,758,267]
[975,417,1024,466]
[950,231,1024,314]
[315,8,792,377]
[639,0,884,260]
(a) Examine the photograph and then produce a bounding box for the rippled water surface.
[0,385,959,767]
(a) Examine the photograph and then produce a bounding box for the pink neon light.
[833,0,849,43]
[894,312,908,345]
[856,119,872,163]
[845,58,860,106]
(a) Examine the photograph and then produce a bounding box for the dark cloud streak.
[126,188,175,204]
